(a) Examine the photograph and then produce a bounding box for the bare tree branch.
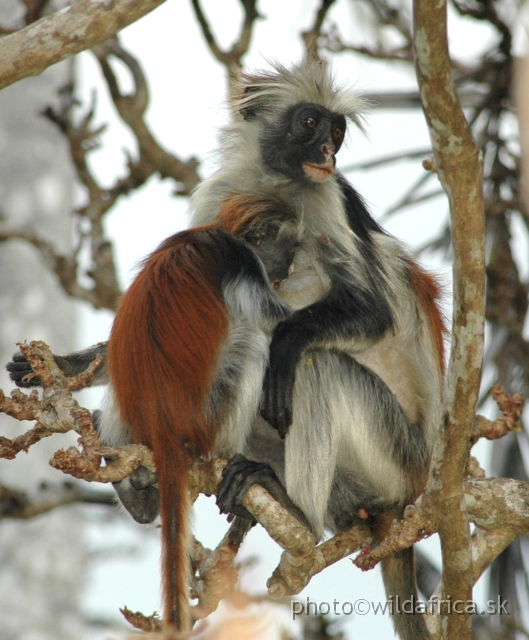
[92,37,200,194]
[302,0,338,58]
[341,147,432,172]
[471,385,524,446]
[1,38,202,313]
[190,517,252,622]
[465,478,529,583]
[0,0,168,91]
[0,481,115,520]
[0,225,109,308]
[190,0,260,72]
[268,521,371,598]
[324,26,413,63]
[2,342,529,634]
[321,0,415,63]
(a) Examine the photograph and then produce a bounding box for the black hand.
[261,323,303,438]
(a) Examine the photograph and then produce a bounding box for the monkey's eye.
[304,116,318,129]
[333,127,343,139]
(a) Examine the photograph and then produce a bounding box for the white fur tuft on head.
[231,59,368,131]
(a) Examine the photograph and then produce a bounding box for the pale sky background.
[66,1,525,638]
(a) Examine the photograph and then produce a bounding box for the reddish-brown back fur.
[108,230,230,630]
[110,230,229,451]
[406,258,447,379]
[216,194,283,235]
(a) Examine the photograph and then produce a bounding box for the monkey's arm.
[6,342,109,387]
[262,274,394,437]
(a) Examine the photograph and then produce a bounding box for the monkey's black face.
[259,102,346,183]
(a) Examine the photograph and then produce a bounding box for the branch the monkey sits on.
[8,60,445,639]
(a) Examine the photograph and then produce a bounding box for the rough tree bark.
[414,1,485,638]
[0,0,168,91]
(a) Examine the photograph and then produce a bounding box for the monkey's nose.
[321,142,335,161]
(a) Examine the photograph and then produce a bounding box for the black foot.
[93,412,160,525]
[6,353,40,387]
[112,465,160,525]
[217,454,311,530]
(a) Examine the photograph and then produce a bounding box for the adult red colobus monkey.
[8,61,445,640]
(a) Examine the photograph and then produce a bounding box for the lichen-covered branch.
[3,342,529,631]
[191,517,252,622]
[466,477,529,580]
[471,385,524,446]
[268,522,371,599]
[413,0,485,637]
[0,0,168,91]
[0,342,153,483]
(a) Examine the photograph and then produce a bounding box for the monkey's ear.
[239,86,260,120]
[240,106,257,120]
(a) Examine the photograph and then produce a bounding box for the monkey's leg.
[285,349,429,536]
[286,349,431,640]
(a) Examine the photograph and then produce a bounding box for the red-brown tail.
[154,432,192,630]
[108,230,230,629]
